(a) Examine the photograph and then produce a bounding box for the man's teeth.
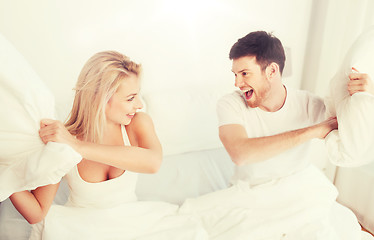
[242,89,253,98]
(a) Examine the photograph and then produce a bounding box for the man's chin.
[246,100,258,108]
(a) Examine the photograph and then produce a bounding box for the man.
[217,31,338,185]
[218,31,373,185]
[181,31,372,239]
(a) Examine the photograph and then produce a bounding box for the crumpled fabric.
[0,33,81,201]
[325,26,374,167]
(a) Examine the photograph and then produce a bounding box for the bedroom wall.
[0,0,313,106]
[302,0,374,96]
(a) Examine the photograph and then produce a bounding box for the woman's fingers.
[39,119,66,144]
[40,118,57,125]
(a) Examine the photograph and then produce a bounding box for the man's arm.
[219,117,337,166]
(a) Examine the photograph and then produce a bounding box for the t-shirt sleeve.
[216,92,246,127]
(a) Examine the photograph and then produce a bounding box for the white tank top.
[64,125,138,208]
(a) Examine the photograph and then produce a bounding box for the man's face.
[232,56,271,108]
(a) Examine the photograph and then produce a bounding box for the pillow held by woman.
[0,34,81,201]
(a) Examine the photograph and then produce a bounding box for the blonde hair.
[65,51,141,143]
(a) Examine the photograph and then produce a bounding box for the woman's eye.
[127,96,135,101]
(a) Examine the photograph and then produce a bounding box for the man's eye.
[242,72,248,76]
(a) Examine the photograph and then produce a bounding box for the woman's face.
[105,73,143,126]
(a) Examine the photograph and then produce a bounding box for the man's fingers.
[348,72,369,80]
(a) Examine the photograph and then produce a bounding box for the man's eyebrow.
[232,69,250,74]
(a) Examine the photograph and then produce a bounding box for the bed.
[0,32,373,239]
[1,86,373,239]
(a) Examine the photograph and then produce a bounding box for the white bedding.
[0,33,81,201]
[335,161,374,235]
[179,165,364,240]
[1,150,373,239]
[29,202,207,240]
[136,147,234,204]
[325,26,374,167]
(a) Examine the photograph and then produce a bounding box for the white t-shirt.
[216,86,326,185]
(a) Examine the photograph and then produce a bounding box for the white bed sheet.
[335,161,374,235]
[178,165,369,240]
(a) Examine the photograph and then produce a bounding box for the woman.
[10,51,207,240]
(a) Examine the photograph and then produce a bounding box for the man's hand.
[313,117,338,139]
[348,68,374,96]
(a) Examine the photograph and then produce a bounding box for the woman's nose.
[136,97,144,110]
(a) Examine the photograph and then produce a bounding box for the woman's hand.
[39,119,79,149]
[348,72,374,96]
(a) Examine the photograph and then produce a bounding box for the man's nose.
[235,76,243,88]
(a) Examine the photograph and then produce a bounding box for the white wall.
[0,0,313,108]
[302,0,374,96]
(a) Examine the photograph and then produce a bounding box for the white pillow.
[143,87,231,156]
[0,33,81,201]
[136,147,234,205]
[325,26,374,167]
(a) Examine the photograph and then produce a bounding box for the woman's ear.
[266,62,280,80]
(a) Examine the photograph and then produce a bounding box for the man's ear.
[266,62,279,80]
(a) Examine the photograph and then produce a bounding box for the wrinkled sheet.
[29,201,208,240]
[0,33,81,201]
[325,26,374,167]
[179,165,364,240]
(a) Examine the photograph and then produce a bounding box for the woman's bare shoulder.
[125,112,155,138]
[128,112,153,127]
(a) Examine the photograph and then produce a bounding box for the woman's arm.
[76,112,162,173]
[9,183,59,224]
[39,112,162,173]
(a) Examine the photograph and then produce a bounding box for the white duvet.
[179,165,363,240]
[0,33,81,201]
[325,26,374,167]
[29,201,208,240]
